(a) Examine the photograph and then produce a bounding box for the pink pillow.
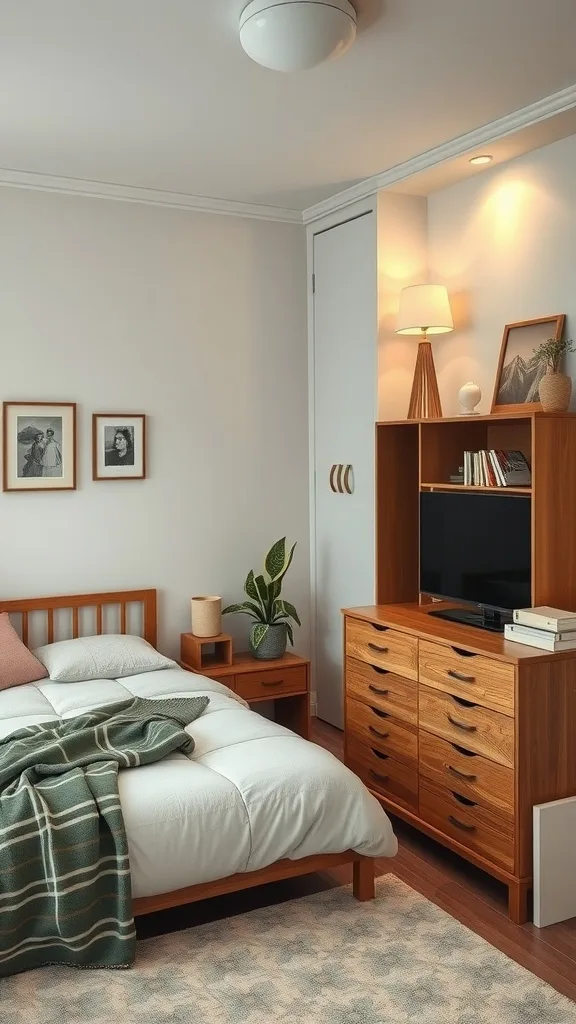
[0,612,48,690]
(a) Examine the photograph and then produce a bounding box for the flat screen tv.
[420,491,531,631]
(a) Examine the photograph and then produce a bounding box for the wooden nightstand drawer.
[419,729,514,820]
[346,696,417,769]
[419,684,514,769]
[346,736,418,812]
[235,665,307,701]
[346,657,417,725]
[419,640,515,716]
[346,619,418,680]
[419,777,514,872]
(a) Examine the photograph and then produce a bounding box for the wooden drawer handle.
[447,713,477,733]
[368,643,388,654]
[452,694,477,708]
[450,742,478,758]
[370,665,389,675]
[448,815,477,833]
[369,725,389,739]
[369,706,389,718]
[452,791,477,807]
[371,748,389,760]
[261,679,284,687]
[369,768,389,783]
[368,684,389,696]
[450,646,478,658]
[448,669,476,684]
[371,623,389,632]
[446,763,477,782]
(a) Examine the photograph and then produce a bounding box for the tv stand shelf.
[376,411,576,609]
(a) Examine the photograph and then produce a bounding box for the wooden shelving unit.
[376,411,576,609]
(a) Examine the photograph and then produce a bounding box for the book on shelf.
[462,449,531,488]
[513,606,576,631]
[508,622,576,643]
[504,624,576,652]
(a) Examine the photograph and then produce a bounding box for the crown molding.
[0,167,303,224]
[303,83,576,225]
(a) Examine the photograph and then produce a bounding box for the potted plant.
[223,538,300,660]
[535,336,575,412]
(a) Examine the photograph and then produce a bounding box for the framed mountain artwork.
[491,315,565,413]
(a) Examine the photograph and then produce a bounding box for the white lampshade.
[239,0,357,72]
[396,284,454,336]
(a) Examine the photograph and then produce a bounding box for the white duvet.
[0,668,397,898]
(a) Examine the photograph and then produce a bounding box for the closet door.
[312,212,377,729]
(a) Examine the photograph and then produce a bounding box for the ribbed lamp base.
[407,339,443,419]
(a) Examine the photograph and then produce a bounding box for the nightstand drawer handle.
[369,768,389,783]
[261,679,284,688]
[448,669,476,683]
[448,815,476,833]
[368,684,389,696]
[370,665,389,675]
[446,764,477,782]
[371,623,390,633]
[450,647,477,658]
[447,713,477,733]
[368,643,388,654]
[369,725,389,739]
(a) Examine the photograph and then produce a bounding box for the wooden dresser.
[343,602,576,922]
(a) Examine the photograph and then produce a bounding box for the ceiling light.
[469,155,493,166]
[239,0,357,72]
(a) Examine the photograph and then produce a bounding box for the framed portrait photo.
[2,402,76,492]
[93,414,146,480]
[491,314,566,413]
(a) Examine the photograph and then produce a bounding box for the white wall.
[0,188,309,657]
[428,132,576,415]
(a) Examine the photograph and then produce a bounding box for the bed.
[0,588,397,918]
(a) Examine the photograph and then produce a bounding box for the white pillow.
[33,634,176,683]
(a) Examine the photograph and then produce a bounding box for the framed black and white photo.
[491,315,566,413]
[2,402,76,491]
[92,414,146,480]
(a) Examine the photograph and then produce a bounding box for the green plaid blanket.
[0,695,209,978]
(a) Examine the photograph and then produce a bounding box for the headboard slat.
[121,602,127,634]
[47,609,54,645]
[21,612,28,647]
[96,605,103,635]
[72,607,79,639]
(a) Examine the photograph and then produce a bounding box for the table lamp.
[396,284,453,419]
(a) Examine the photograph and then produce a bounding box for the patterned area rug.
[3,876,576,1024]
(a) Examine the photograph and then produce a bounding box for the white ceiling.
[2,0,576,212]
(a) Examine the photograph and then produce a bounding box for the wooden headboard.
[0,589,157,650]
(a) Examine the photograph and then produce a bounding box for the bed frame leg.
[353,856,375,901]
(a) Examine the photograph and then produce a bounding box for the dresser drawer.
[419,640,515,717]
[419,777,514,871]
[346,736,418,812]
[346,697,418,769]
[346,657,417,725]
[236,665,307,701]
[419,684,514,769]
[346,619,418,681]
[419,729,514,820]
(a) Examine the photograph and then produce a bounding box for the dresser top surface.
[343,603,575,664]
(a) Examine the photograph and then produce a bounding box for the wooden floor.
[137,718,576,1003]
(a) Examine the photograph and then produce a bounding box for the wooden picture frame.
[491,315,566,413]
[2,402,77,492]
[92,413,146,480]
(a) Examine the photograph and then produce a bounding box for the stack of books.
[505,607,576,651]
[463,449,531,487]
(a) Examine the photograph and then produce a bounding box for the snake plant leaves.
[285,622,294,646]
[251,623,269,649]
[265,538,297,583]
[222,601,266,621]
[274,600,301,626]
[244,570,259,602]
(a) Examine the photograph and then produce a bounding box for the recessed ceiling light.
[469,155,493,166]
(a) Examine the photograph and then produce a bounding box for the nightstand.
[179,645,311,740]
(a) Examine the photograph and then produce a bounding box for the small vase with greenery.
[534,336,575,412]
[223,538,301,660]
